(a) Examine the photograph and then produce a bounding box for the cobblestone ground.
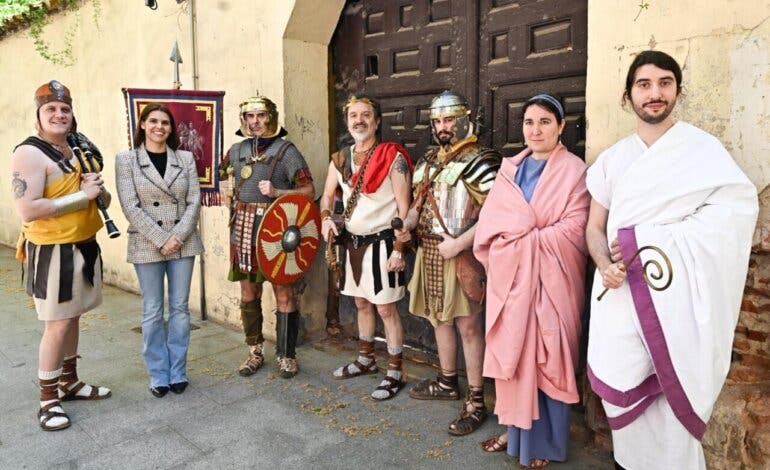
[0,246,612,469]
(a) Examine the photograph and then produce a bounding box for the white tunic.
[585,122,758,470]
[336,149,405,305]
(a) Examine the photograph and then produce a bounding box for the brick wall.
[705,187,770,469]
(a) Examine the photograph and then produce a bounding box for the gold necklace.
[353,142,376,166]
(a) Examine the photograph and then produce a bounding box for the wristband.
[320,209,332,220]
[390,250,403,259]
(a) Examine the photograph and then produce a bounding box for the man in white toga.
[585,50,758,470]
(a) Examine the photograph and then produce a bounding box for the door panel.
[490,77,586,156]
[479,0,587,157]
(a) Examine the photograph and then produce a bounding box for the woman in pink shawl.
[473,94,590,467]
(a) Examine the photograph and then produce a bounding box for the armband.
[52,191,90,216]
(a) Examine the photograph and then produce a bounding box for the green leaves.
[0,0,101,66]
[0,0,46,24]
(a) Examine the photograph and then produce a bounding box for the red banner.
[123,88,225,206]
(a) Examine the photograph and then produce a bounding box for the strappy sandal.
[238,345,264,377]
[371,375,406,401]
[522,459,550,468]
[59,381,112,401]
[408,377,459,400]
[448,396,488,436]
[38,402,71,431]
[333,359,378,380]
[278,357,299,379]
[480,434,507,452]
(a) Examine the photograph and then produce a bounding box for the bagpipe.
[65,132,121,239]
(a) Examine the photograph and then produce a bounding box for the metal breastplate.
[414,159,477,238]
[431,180,475,237]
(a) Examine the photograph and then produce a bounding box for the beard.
[633,99,676,124]
[350,128,373,142]
[436,131,454,146]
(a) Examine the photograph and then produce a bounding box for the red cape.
[350,142,413,194]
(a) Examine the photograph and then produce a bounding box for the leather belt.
[343,228,395,250]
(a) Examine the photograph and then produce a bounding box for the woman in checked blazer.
[115,103,204,398]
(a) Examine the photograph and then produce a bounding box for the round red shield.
[256,193,321,285]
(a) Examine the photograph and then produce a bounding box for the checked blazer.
[115,145,204,264]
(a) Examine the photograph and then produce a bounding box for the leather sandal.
[448,396,488,436]
[480,434,507,452]
[333,359,378,380]
[238,344,264,377]
[38,401,71,431]
[523,459,550,468]
[59,381,112,401]
[278,357,299,379]
[371,375,406,401]
[408,377,459,400]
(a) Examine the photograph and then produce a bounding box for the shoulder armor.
[463,149,501,192]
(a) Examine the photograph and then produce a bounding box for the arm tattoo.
[394,155,409,176]
[12,171,27,199]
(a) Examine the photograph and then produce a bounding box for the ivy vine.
[1,0,101,66]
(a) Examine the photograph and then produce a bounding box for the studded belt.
[235,201,270,217]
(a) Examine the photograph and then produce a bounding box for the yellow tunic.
[16,161,102,261]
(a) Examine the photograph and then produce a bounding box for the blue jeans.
[134,257,195,388]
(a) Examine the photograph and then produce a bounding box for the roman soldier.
[219,94,314,379]
[402,91,501,435]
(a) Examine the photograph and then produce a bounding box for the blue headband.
[527,94,564,120]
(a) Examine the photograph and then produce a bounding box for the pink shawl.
[473,144,589,428]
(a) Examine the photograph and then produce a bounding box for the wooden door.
[331,0,588,351]
[478,0,587,158]
[332,0,478,159]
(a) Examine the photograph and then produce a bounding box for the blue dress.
[508,155,571,465]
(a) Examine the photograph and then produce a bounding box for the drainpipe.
[188,0,206,321]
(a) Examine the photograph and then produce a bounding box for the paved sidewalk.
[0,246,612,469]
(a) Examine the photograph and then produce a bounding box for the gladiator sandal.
[39,373,70,432]
[278,357,299,378]
[333,339,378,379]
[371,351,406,401]
[448,385,488,436]
[408,371,460,400]
[238,343,264,377]
[58,355,111,401]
